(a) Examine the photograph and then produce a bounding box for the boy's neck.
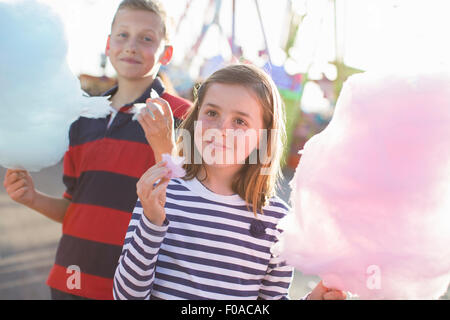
[110,76,156,110]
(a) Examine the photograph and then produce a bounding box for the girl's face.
[194,83,265,168]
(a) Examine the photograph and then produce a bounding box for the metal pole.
[254,0,272,66]
[232,0,236,56]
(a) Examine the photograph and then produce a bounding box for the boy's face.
[106,9,172,81]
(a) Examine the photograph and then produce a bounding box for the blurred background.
[1,0,449,299]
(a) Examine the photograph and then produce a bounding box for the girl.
[113,64,346,300]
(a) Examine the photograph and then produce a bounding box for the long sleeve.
[113,200,168,300]
[258,250,294,300]
[258,217,294,300]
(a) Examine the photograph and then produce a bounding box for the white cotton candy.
[131,89,159,121]
[0,0,110,172]
[277,70,450,299]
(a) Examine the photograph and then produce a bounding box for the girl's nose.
[218,119,233,131]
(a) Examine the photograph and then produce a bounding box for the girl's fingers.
[137,161,169,197]
[138,106,170,137]
[152,178,170,205]
[145,99,174,126]
[146,99,164,119]
[154,176,170,190]
[141,161,167,178]
[149,98,173,119]
[140,167,170,199]
[137,111,153,129]
[144,167,170,185]
[153,177,170,194]
[144,105,156,120]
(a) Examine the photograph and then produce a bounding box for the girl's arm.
[137,97,175,163]
[258,252,294,300]
[113,162,171,299]
[113,199,169,300]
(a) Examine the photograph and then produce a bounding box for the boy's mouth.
[121,57,141,64]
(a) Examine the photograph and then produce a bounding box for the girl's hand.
[308,280,347,300]
[137,97,175,162]
[3,169,36,207]
[136,161,171,226]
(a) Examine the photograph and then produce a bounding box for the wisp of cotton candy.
[0,0,111,172]
[277,70,450,299]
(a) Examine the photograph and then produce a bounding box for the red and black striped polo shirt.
[46,78,192,299]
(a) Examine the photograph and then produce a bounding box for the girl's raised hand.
[3,169,36,207]
[137,97,175,162]
[136,161,171,226]
[308,280,347,300]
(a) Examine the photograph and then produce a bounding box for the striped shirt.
[46,78,192,299]
[113,177,293,300]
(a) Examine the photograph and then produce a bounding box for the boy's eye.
[206,110,217,117]
[143,36,153,42]
[235,118,247,126]
[118,32,128,38]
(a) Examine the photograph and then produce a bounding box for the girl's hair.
[177,64,287,216]
[111,0,171,42]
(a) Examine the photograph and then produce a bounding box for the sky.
[24,0,449,79]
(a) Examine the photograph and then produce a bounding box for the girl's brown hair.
[176,64,286,216]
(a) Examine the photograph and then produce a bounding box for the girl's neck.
[197,165,242,196]
[110,76,155,110]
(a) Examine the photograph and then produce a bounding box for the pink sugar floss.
[162,154,186,179]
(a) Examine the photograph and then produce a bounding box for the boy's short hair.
[112,0,171,42]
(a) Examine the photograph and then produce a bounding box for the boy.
[2,0,191,300]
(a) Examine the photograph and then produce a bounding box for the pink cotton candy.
[277,70,450,299]
[162,154,186,179]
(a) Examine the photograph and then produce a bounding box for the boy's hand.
[136,161,171,226]
[308,280,347,300]
[137,97,175,162]
[3,169,37,207]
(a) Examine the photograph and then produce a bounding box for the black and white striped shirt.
[113,177,293,300]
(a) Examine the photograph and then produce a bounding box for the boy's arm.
[29,191,70,223]
[113,199,168,300]
[3,169,69,223]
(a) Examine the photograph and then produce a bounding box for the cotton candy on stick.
[162,154,186,179]
[0,0,111,172]
[278,70,450,299]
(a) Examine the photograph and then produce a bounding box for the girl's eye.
[118,32,127,38]
[143,36,153,42]
[206,110,217,117]
[235,118,247,126]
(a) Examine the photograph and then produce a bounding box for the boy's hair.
[112,0,171,42]
[177,64,287,216]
